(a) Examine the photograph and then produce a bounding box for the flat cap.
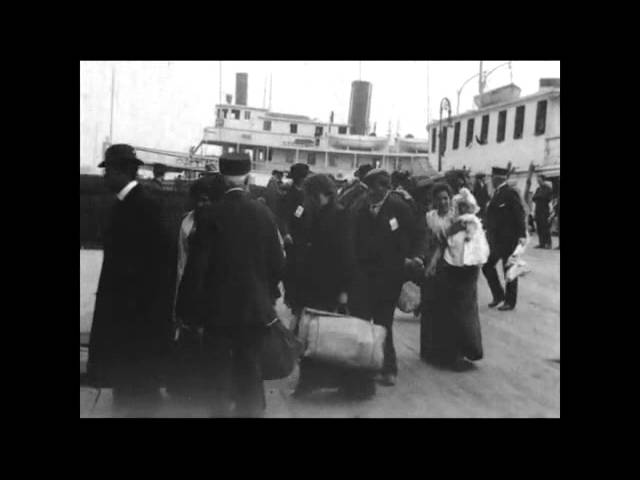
[288,163,310,181]
[219,152,251,176]
[98,144,144,168]
[491,166,509,176]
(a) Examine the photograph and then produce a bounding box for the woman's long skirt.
[420,263,483,364]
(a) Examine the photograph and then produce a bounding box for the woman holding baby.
[420,183,488,371]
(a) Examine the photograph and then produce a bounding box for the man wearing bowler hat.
[482,166,527,311]
[195,152,284,417]
[87,144,173,415]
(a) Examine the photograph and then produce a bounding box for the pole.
[438,103,442,172]
[269,74,273,110]
[478,61,484,95]
[109,64,115,143]
[219,61,222,105]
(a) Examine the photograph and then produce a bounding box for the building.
[426,78,560,193]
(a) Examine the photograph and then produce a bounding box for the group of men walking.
[85,143,553,417]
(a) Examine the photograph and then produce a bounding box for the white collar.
[117,180,138,201]
[496,181,508,191]
[225,187,245,195]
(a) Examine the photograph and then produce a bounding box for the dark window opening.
[338,126,348,134]
[453,121,461,150]
[268,149,273,161]
[285,151,295,163]
[466,118,474,146]
[431,127,437,152]
[263,120,272,131]
[497,110,507,143]
[479,115,489,144]
[315,126,323,136]
[222,109,228,119]
[440,126,448,155]
[244,111,251,120]
[535,100,547,136]
[232,109,241,120]
[514,105,525,139]
[290,124,298,134]
[307,152,316,166]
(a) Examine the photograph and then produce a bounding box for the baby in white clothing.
[444,188,490,267]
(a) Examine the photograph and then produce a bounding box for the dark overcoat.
[87,184,173,389]
[298,202,356,309]
[351,193,425,303]
[196,189,285,327]
[485,184,527,256]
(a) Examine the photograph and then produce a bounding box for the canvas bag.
[397,281,421,313]
[297,308,387,371]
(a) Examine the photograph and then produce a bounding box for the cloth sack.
[261,318,304,380]
[397,281,421,313]
[298,308,386,371]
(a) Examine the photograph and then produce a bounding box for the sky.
[80,60,560,168]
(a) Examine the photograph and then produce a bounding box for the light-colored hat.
[453,187,479,214]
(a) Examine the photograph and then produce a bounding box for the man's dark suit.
[532,182,553,247]
[87,184,173,394]
[196,189,285,417]
[482,183,527,307]
[350,193,425,375]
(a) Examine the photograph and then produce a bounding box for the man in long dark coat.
[195,153,285,417]
[532,174,554,249]
[279,163,311,315]
[350,169,426,389]
[482,166,527,311]
[87,144,173,413]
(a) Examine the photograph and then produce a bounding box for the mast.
[218,61,222,105]
[426,61,431,131]
[109,64,115,143]
[268,73,272,110]
[478,60,484,95]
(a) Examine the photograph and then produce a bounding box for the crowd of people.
[85,143,558,417]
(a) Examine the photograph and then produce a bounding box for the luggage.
[397,281,421,313]
[261,318,304,380]
[297,308,386,371]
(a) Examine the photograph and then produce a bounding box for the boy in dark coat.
[350,169,426,388]
[87,145,173,413]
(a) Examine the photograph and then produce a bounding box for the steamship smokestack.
[348,80,372,136]
[235,73,248,106]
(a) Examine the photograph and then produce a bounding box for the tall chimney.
[348,80,372,136]
[235,73,248,106]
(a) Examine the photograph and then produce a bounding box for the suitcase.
[397,281,421,313]
[298,308,386,371]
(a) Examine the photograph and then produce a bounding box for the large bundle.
[297,308,386,371]
[397,281,421,313]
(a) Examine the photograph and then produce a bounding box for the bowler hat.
[219,152,251,176]
[98,144,144,168]
[288,163,310,181]
[491,166,509,177]
[362,168,391,187]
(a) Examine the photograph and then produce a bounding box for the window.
[263,120,272,131]
[535,100,547,136]
[479,115,489,144]
[290,124,298,134]
[222,109,228,119]
[466,118,474,146]
[285,150,295,163]
[514,105,525,139]
[431,128,437,152]
[307,152,316,166]
[497,110,507,143]
[315,126,323,136]
[440,126,448,155]
[244,111,251,120]
[338,126,348,134]
[232,109,240,120]
[216,109,221,119]
[329,154,337,167]
[453,121,461,150]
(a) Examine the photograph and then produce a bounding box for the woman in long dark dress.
[420,183,483,371]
